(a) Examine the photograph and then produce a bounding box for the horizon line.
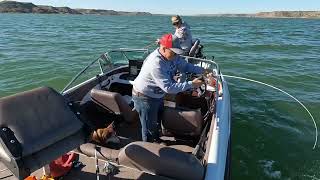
[1,0,320,15]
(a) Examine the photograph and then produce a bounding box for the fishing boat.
[0,47,231,180]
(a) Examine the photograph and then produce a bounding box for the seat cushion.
[0,87,83,156]
[90,89,138,123]
[77,143,119,162]
[175,92,208,114]
[118,141,204,180]
[161,107,203,137]
[189,39,200,57]
[169,145,194,153]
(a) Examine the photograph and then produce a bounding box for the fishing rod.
[222,74,318,150]
[95,145,100,180]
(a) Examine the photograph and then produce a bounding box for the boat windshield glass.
[61,49,149,93]
[99,49,149,73]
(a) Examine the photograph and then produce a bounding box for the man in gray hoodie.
[172,15,193,54]
[132,33,205,142]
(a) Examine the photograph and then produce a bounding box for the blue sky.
[18,0,320,15]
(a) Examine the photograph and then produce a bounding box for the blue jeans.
[132,95,163,142]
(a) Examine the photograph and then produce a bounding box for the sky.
[16,0,320,15]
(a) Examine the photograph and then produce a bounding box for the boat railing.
[181,55,221,75]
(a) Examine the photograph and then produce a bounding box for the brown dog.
[91,122,120,145]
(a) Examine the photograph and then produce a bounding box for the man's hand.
[192,77,204,88]
[206,73,216,87]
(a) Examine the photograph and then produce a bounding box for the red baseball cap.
[159,34,184,55]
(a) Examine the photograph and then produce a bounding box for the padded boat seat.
[161,107,203,137]
[118,141,204,180]
[169,145,194,153]
[189,39,200,57]
[0,87,85,179]
[90,89,138,123]
[77,143,119,162]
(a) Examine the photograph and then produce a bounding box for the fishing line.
[222,74,318,149]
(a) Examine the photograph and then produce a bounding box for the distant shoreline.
[196,11,320,18]
[0,1,152,16]
[1,1,320,18]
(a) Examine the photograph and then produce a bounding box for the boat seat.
[76,143,120,162]
[175,92,208,114]
[128,59,144,80]
[169,144,194,153]
[161,107,203,137]
[0,87,86,179]
[90,89,138,123]
[189,39,200,57]
[118,141,204,180]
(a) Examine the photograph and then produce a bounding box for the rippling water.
[0,14,319,179]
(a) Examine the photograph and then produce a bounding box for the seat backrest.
[175,92,208,115]
[0,87,85,179]
[161,107,203,137]
[189,39,200,57]
[90,89,138,123]
[118,141,204,180]
[129,59,144,76]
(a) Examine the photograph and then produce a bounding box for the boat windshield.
[99,49,150,73]
[61,48,221,95]
[61,49,150,93]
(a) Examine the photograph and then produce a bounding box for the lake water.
[0,14,319,179]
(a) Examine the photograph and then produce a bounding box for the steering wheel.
[178,73,207,97]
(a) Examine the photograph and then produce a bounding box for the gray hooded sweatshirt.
[133,48,204,98]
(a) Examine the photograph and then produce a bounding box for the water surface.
[0,14,319,179]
